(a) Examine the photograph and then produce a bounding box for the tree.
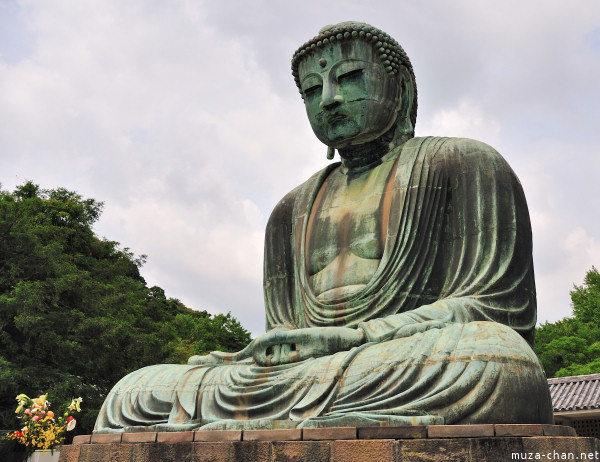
[0,182,251,435]
[571,266,600,324]
[535,267,600,378]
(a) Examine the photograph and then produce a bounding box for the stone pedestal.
[58,425,600,462]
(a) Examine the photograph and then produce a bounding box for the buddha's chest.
[305,159,396,277]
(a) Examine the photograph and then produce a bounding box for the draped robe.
[94,137,554,432]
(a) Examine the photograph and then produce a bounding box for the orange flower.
[46,411,54,419]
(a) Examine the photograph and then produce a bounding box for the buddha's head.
[292,22,417,155]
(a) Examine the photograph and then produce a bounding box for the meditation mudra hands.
[252,326,365,366]
[188,326,365,366]
[252,321,450,365]
[187,320,451,366]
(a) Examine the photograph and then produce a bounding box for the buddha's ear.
[397,67,415,135]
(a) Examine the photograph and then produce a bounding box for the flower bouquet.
[4,393,82,457]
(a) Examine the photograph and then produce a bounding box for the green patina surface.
[94,22,554,433]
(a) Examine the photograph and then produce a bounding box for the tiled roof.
[548,373,600,412]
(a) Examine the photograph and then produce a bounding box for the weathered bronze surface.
[94,22,554,433]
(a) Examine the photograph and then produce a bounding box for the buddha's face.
[298,40,401,149]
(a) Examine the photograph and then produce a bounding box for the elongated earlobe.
[327,146,335,160]
[397,70,415,137]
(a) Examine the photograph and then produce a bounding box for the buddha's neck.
[338,126,406,173]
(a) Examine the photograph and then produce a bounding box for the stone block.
[121,432,157,443]
[397,437,524,462]
[331,439,396,462]
[194,429,242,441]
[302,426,356,440]
[110,442,150,462]
[271,441,331,461]
[495,424,543,436]
[89,433,122,444]
[72,435,91,445]
[57,445,81,462]
[194,442,233,462]
[151,442,193,461]
[243,428,302,441]
[78,443,113,462]
[358,425,427,439]
[231,441,271,461]
[427,424,494,438]
[543,424,577,436]
[156,431,194,443]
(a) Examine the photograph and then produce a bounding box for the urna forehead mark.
[297,40,377,81]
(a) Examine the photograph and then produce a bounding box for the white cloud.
[536,226,600,324]
[416,100,501,145]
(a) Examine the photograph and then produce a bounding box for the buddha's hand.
[188,340,255,365]
[252,326,365,366]
[392,320,448,338]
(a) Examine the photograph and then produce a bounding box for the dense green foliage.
[535,267,600,378]
[0,182,251,435]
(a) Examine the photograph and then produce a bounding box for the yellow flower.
[68,397,82,412]
[15,394,29,414]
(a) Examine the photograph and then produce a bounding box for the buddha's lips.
[320,112,348,125]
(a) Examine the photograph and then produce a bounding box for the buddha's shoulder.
[407,136,513,173]
[267,164,336,226]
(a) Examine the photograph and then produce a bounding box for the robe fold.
[94,137,554,432]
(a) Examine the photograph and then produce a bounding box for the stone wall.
[59,425,600,462]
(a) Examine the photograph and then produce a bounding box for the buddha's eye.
[337,68,364,83]
[303,84,322,98]
[301,74,323,99]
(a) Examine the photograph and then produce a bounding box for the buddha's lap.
[113,321,541,401]
[97,320,551,430]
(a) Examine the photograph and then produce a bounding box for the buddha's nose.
[320,82,345,110]
[320,94,345,110]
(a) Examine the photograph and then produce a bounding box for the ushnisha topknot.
[291,21,418,129]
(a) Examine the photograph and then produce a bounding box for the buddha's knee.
[447,322,553,423]
[455,321,541,365]
[109,363,194,401]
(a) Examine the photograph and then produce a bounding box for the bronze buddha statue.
[95,22,553,432]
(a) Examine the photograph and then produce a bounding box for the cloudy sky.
[1,0,599,336]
